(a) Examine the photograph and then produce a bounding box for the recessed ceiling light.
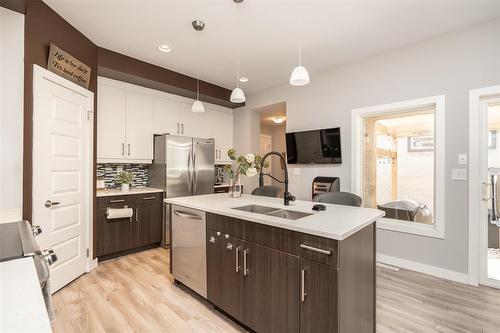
[158,44,172,53]
[272,117,286,124]
[239,77,248,83]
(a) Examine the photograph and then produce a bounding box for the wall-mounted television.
[286,127,342,164]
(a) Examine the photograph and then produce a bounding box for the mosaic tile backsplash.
[97,164,149,188]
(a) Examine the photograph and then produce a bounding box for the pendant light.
[192,20,205,113]
[290,17,310,86]
[230,0,246,103]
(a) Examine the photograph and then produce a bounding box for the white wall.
[234,19,500,274]
[0,8,24,214]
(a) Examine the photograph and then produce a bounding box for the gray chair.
[313,192,362,207]
[251,186,281,198]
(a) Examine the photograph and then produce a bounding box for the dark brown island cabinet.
[96,193,163,260]
[206,213,375,333]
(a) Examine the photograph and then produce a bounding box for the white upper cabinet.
[97,83,127,160]
[153,97,180,135]
[98,77,234,164]
[125,92,154,160]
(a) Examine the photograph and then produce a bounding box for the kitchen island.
[165,193,384,333]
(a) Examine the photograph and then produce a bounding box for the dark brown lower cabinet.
[299,259,338,333]
[244,242,299,333]
[206,213,375,333]
[207,230,245,321]
[96,193,163,258]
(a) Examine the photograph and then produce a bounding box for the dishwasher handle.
[173,209,203,220]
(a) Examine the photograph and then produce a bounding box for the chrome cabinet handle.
[300,244,332,256]
[136,208,139,222]
[301,268,307,301]
[122,143,125,156]
[45,200,60,207]
[142,196,156,200]
[181,123,184,134]
[109,199,125,203]
[127,143,131,156]
[235,247,241,272]
[243,248,249,276]
[173,210,202,220]
[177,123,179,134]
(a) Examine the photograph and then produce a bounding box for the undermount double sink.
[232,204,312,220]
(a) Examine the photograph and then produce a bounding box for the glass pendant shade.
[290,65,310,86]
[230,87,246,103]
[191,100,205,113]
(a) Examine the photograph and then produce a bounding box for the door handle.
[235,246,241,272]
[243,248,249,276]
[187,151,193,193]
[177,123,179,134]
[45,200,60,208]
[122,143,125,156]
[301,268,307,301]
[135,208,139,222]
[193,151,198,192]
[181,123,184,134]
[109,199,125,203]
[142,196,156,200]
[173,210,202,220]
[127,143,131,156]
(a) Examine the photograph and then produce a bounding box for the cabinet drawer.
[207,213,245,238]
[243,221,299,255]
[299,234,338,267]
[98,195,132,208]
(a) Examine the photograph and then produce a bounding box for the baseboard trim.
[377,253,468,284]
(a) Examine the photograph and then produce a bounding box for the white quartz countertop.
[165,194,384,241]
[0,257,52,333]
[97,187,163,197]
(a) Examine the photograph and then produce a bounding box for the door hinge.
[86,248,90,258]
[87,110,94,121]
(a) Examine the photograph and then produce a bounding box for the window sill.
[376,218,444,239]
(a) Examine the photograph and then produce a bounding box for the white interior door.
[32,65,93,293]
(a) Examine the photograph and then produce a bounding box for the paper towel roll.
[106,207,133,220]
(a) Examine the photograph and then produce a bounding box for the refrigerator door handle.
[193,150,199,192]
[187,149,193,193]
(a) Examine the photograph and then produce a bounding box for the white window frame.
[351,95,445,239]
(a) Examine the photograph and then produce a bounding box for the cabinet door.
[299,259,338,333]
[243,241,299,333]
[207,231,245,322]
[204,107,233,162]
[132,194,162,248]
[153,97,180,135]
[178,102,206,137]
[125,91,154,160]
[97,83,127,160]
[96,196,134,257]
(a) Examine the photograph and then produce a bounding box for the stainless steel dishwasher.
[171,204,207,298]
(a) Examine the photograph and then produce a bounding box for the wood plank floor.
[52,247,500,333]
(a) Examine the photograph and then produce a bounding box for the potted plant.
[116,171,133,191]
[224,148,269,198]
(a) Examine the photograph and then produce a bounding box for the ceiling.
[44,0,500,94]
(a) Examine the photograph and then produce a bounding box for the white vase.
[121,183,130,191]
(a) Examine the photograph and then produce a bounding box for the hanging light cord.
[196,30,200,101]
[235,2,240,88]
[298,17,302,66]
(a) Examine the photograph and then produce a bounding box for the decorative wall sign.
[47,44,91,89]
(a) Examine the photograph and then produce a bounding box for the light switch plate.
[451,168,467,181]
[458,153,468,165]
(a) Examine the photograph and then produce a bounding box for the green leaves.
[116,171,133,185]
[225,148,268,178]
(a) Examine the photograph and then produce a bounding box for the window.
[351,96,445,238]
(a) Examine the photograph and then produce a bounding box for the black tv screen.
[286,127,342,164]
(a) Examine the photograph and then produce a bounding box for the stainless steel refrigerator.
[149,135,215,246]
